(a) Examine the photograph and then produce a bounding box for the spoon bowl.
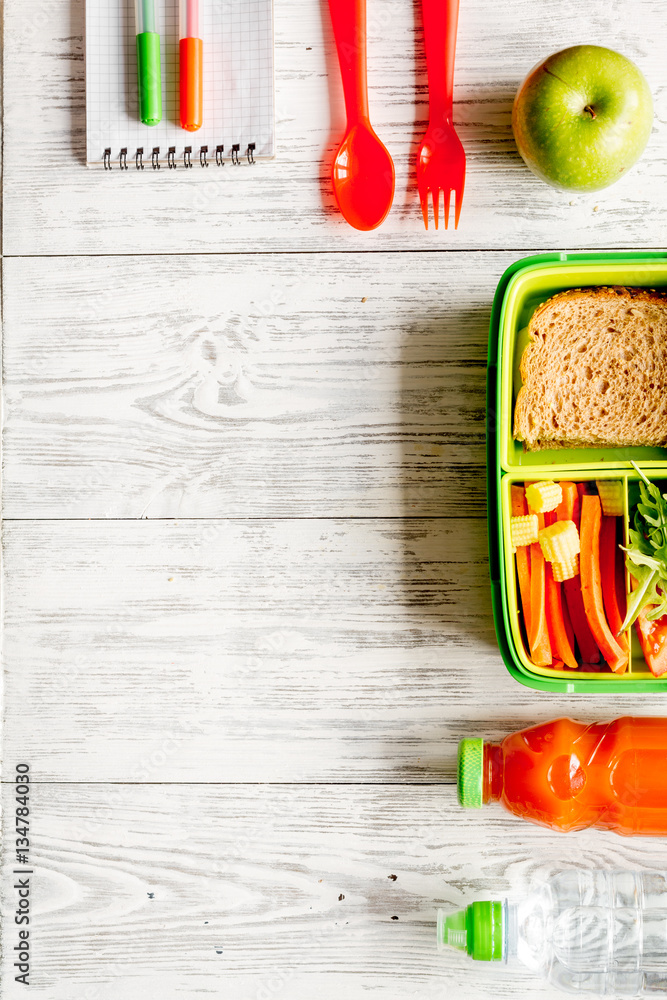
[327,0,395,231]
[332,121,395,231]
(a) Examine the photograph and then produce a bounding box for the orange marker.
[179,0,203,131]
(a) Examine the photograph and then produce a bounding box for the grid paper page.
[86,0,275,167]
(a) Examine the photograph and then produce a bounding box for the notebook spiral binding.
[103,143,257,171]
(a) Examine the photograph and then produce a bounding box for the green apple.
[512,45,653,191]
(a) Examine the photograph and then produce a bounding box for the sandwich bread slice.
[513,286,667,451]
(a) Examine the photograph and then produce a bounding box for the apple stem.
[583,104,597,119]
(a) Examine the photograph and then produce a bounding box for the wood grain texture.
[3,782,667,1000]
[5,2,667,995]
[4,518,663,783]
[3,251,508,519]
[4,0,667,254]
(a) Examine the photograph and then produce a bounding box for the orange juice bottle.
[458,717,667,835]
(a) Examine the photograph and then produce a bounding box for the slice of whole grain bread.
[513,286,667,451]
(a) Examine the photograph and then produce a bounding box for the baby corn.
[510,514,539,551]
[596,480,624,517]
[526,481,563,513]
[552,554,580,582]
[539,520,581,564]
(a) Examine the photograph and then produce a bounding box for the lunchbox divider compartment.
[502,475,533,673]
[625,466,667,676]
[497,259,667,473]
[620,473,636,676]
[501,470,644,679]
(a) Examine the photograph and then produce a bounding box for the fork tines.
[420,187,464,231]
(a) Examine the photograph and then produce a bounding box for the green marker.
[135,0,162,126]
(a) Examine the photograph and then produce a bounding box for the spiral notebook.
[86,0,275,170]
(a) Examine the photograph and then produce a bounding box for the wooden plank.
[3,518,661,783]
[5,0,667,253]
[3,251,506,519]
[2,781,664,999]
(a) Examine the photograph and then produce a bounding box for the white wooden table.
[3,1,667,997]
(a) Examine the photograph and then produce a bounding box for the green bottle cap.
[437,901,504,962]
[457,737,484,808]
[137,32,162,126]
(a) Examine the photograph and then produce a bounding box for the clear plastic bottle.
[438,869,667,995]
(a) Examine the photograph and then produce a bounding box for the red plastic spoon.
[328,0,395,231]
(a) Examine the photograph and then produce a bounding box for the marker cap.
[137,32,162,126]
[180,37,203,131]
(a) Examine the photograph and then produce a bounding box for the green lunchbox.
[487,251,667,692]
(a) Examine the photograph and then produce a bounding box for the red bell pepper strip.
[599,515,628,651]
[580,495,628,674]
[562,485,600,664]
[615,520,627,622]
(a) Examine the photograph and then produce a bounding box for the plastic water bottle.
[438,869,667,995]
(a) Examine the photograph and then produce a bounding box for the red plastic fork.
[416,0,466,230]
